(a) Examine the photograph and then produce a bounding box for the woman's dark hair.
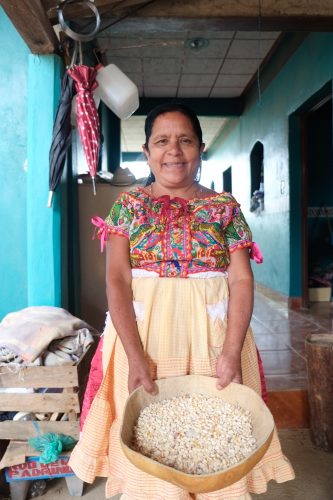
[144,102,203,149]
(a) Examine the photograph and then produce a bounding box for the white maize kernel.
[132,393,256,475]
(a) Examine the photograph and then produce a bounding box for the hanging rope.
[257,0,262,106]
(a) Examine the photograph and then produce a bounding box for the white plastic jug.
[94,64,139,119]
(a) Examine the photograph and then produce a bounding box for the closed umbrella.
[48,72,76,207]
[67,64,100,195]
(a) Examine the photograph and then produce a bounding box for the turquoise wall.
[0,8,63,319]
[0,9,30,318]
[209,33,333,297]
[1,16,333,309]
[27,55,62,308]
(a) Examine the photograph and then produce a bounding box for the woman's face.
[143,111,205,189]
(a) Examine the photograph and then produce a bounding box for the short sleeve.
[104,192,133,238]
[224,200,252,253]
[91,193,133,252]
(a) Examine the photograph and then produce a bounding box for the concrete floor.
[11,429,332,500]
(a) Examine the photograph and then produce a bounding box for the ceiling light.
[185,38,209,51]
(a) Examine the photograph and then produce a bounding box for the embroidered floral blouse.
[93,187,262,278]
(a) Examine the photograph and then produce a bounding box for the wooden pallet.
[0,340,98,440]
[0,341,99,499]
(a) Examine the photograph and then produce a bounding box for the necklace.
[149,182,204,199]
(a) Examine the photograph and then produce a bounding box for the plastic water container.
[94,63,139,119]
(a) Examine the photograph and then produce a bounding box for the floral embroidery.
[96,187,257,277]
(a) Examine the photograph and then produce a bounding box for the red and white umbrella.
[67,64,100,194]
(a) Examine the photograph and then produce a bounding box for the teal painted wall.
[0,8,63,319]
[27,55,62,308]
[209,33,333,297]
[0,9,30,318]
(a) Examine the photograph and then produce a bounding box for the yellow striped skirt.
[69,276,295,499]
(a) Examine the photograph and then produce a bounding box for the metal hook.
[57,0,101,42]
[68,40,83,67]
[93,48,102,65]
[69,40,79,67]
[79,40,83,65]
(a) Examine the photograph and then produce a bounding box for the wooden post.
[305,333,333,451]
[65,475,85,496]
[9,480,30,500]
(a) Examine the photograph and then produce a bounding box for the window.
[250,142,264,213]
[223,166,232,193]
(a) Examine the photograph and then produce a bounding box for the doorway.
[306,98,333,304]
[223,166,232,193]
[289,82,333,308]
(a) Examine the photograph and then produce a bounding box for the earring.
[195,164,202,183]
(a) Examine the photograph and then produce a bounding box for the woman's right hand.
[106,235,158,396]
[128,356,158,395]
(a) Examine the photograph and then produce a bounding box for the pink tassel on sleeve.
[91,216,110,252]
[250,242,263,264]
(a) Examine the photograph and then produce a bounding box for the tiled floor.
[18,430,333,500]
[252,289,333,391]
[2,290,333,499]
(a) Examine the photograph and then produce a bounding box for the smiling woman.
[69,102,294,499]
[142,103,205,195]
[143,110,205,193]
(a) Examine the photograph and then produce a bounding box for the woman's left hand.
[215,248,253,390]
[216,352,242,389]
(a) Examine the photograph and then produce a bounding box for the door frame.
[289,81,332,308]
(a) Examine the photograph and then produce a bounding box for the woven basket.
[120,375,274,493]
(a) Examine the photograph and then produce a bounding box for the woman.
[69,103,294,499]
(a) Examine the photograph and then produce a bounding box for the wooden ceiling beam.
[43,0,333,19]
[98,16,333,33]
[4,0,333,55]
[2,0,59,54]
[135,97,244,117]
[43,0,156,23]
[43,0,333,26]
[43,0,148,15]
[131,0,333,18]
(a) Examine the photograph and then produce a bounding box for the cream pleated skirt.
[69,276,295,499]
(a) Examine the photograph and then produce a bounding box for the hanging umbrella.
[67,64,100,195]
[48,72,76,207]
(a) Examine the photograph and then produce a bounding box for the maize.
[132,393,256,474]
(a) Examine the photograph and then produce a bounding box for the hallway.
[252,287,332,392]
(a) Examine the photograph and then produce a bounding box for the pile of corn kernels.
[132,393,257,474]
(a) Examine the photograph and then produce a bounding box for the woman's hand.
[216,351,242,390]
[215,248,253,390]
[106,235,158,396]
[128,356,158,395]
